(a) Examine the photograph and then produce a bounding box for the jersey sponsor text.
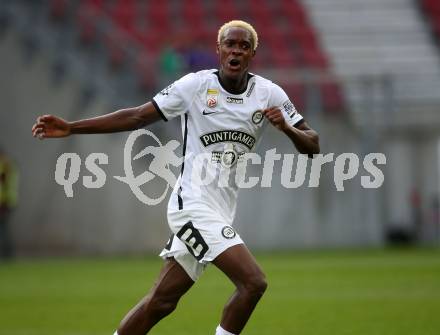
[200,130,256,150]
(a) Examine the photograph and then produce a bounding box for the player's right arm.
[31,102,162,139]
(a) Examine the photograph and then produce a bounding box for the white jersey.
[153,69,303,225]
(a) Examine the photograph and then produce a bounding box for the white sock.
[113,332,119,335]
[215,325,236,335]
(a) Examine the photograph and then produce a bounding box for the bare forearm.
[283,125,320,154]
[70,104,160,134]
[32,102,161,139]
[70,108,145,134]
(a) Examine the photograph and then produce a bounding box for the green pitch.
[0,248,439,335]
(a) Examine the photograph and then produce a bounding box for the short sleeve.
[152,73,200,121]
[268,83,304,128]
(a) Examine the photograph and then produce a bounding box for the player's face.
[217,27,255,80]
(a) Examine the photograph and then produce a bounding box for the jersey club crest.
[206,89,219,108]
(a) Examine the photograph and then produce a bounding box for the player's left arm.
[263,107,320,155]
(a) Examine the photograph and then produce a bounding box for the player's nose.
[231,46,243,55]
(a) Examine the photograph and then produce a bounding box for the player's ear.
[252,49,256,57]
[216,42,220,54]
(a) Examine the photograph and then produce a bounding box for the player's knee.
[147,295,178,318]
[243,274,268,299]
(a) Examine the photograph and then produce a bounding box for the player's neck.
[218,70,249,95]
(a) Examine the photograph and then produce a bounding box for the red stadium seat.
[300,48,328,70]
[137,30,164,54]
[182,0,205,25]
[320,81,345,113]
[77,0,104,44]
[103,30,127,70]
[420,0,440,45]
[214,0,239,24]
[49,0,69,21]
[271,50,299,68]
[422,0,440,13]
[284,82,306,112]
[248,0,272,27]
[136,50,158,93]
[279,0,309,28]
[69,0,344,114]
[264,30,299,68]
[147,2,171,30]
[196,28,217,46]
[291,26,320,50]
[109,0,136,33]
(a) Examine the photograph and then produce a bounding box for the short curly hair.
[217,20,259,51]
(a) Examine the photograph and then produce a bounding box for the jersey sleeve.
[152,73,200,121]
[268,83,304,128]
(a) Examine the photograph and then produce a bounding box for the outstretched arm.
[31,102,162,139]
[263,107,320,155]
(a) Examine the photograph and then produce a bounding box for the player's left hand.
[263,107,287,131]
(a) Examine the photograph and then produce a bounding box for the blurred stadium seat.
[47,0,344,114]
[421,0,440,41]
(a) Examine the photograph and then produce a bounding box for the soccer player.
[31,20,320,335]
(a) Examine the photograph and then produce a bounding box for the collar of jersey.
[214,70,254,95]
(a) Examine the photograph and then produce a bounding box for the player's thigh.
[151,257,194,298]
[212,244,266,289]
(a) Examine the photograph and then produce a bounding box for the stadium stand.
[302,0,440,126]
[52,0,344,113]
[15,0,440,120]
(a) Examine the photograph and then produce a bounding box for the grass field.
[0,248,439,335]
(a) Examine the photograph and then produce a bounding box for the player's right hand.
[32,115,71,139]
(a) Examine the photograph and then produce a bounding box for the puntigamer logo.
[200,130,256,150]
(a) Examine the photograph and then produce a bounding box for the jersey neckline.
[213,70,254,96]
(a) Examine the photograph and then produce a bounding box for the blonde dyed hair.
[217,20,259,51]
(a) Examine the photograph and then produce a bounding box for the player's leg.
[116,257,194,335]
[213,244,267,334]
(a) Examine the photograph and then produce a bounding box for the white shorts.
[159,207,244,281]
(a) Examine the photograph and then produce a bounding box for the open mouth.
[228,59,241,70]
